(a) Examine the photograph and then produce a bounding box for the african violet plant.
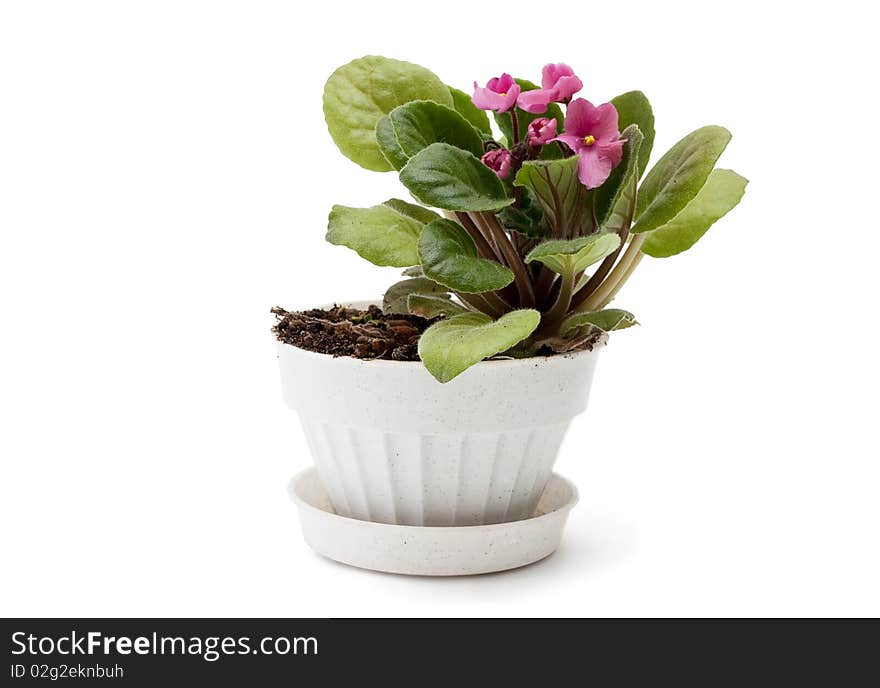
[323,56,747,382]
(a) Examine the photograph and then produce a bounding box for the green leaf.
[494,78,564,147]
[382,198,440,224]
[326,200,432,267]
[418,218,514,293]
[407,293,469,318]
[525,233,621,276]
[376,116,409,170]
[401,265,425,277]
[400,143,513,212]
[538,138,565,160]
[323,56,453,172]
[418,310,541,382]
[633,125,732,234]
[611,91,655,179]
[595,124,643,229]
[514,155,591,237]
[498,187,547,237]
[448,86,492,136]
[388,100,484,160]
[642,169,748,258]
[383,278,449,313]
[497,206,545,237]
[561,309,638,336]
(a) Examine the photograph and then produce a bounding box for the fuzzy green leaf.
[514,155,591,237]
[323,56,453,172]
[595,124,643,230]
[407,293,469,318]
[561,309,638,336]
[525,233,621,276]
[376,116,409,171]
[383,278,449,313]
[498,206,545,237]
[497,187,547,237]
[382,198,440,224]
[642,169,748,258]
[388,100,485,160]
[633,125,732,234]
[418,218,514,293]
[611,91,655,180]
[400,143,513,212]
[326,200,432,267]
[448,86,492,137]
[418,310,541,382]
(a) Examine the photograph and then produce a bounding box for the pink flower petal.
[498,83,521,113]
[541,63,576,90]
[473,75,521,112]
[553,74,583,101]
[563,98,622,145]
[590,102,621,142]
[472,85,507,111]
[562,98,597,139]
[516,88,552,114]
[551,132,585,154]
[596,139,625,168]
[577,150,614,189]
[493,73,517,93]
[482,148,513,179]
[527,117,558,145]
[520,65,583,112]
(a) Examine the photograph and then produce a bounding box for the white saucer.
[288,468,579,576]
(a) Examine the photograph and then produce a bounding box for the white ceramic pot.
[277,302,604,527]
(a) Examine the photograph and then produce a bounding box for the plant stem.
[484,289,514,313]
[577,234,646,312]
[596,250,643,310]
[570,226,629,310]
[466,211,503,260]
[510,111,520,145]
[474,211,536,307]
[534,265,557,308]
[452,211,497,261]
[541,269,574,332]
[455,291,503,318]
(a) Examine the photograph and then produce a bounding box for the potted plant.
[274,56,746,528]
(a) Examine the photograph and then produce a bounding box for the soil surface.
[272,305,431,361]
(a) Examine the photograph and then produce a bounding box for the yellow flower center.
[583,135,596,147]
[500,92,507,97]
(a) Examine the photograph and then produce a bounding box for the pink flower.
[517,63,583,114]
[472,73,520,113]
[527,117,558,146]
[552,98,625,189]
[481,148,513,179]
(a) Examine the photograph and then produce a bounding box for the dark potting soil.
[272,305,431,361]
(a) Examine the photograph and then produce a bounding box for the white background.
[1,0,878,617]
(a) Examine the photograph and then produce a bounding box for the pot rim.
[275,298,607,369]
